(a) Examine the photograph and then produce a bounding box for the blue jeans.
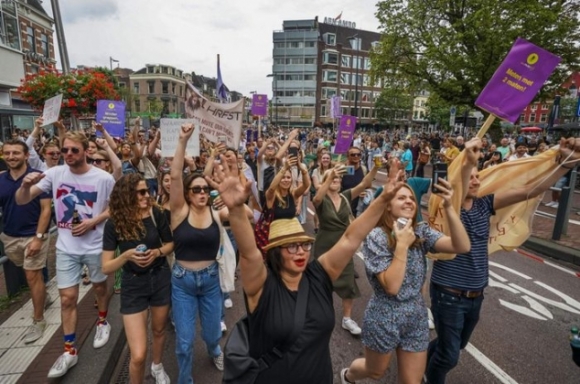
[172,262,222,384]
[426,284,484,384]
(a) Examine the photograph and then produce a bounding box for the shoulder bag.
[222,276,310,384]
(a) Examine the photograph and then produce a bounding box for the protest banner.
[429,38,561,260]
[251,94,268,116]
[475,37,561,123]
[330,95,342,119]
[334,115,356,154]
[160,118,200,157]
[96,100,125,138]
[41,94,63,126]
[185,82,244,149]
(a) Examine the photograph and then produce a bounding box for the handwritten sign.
[41,94,63,126]
[96,100,125,138]
[475,38,561,123]
[160,118,200,158]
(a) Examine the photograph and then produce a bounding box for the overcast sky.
[43,0,381,98]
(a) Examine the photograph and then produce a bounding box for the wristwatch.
[36,233,47,240]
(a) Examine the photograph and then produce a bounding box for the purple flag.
[475,38,561,123]
[216,54,229,103]
[251,94,268,116]
[96,100,125,138]
[334,115,356,154]
[330,96,342,118]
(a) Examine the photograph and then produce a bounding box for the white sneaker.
[221,321,227,333]
[551,202,559,209]
[213,352,224,371]
[93,322,111,349]
[47,351,78,378]
[224,298,233,309]
[151,363,171,384]
[544,201,555,207]
[342,318,361,335]
[23,319,46,344]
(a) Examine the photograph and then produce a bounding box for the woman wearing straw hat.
[207,154,407,384]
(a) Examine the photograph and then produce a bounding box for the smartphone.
[345,165,355,175]
[432,162,448,193]
[288,147,299,158]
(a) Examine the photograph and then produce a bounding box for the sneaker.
[93,322,111,349]
[551,202,559,209]
[23,319,46,344]
[224,298,233,309]
[47,351,78,378]
[342,318,361,335]
[340,368,355,384]
[544,201,555,207]
[213,352,224,371]
[45,291,54,309]
[221,321,227,333]
[151,363,171,384]
[427,308,435,330]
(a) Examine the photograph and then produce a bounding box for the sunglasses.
[136,188,150,196]
[46,151,60,157]
[282,242,313,254]
[91,159,107,165]
[61,147,81,154]
[189,186,210,194]
[266,146,275,150]
[349,153,362,157]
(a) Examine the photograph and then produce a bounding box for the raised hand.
[433,177,454,207]
[378,170,404,202]
[393,217,415,248]
[205,155,252,209]
[93,122,105,133]
[559,137,580,166]
[35,117,44,128]
[464,138,482,166]
[21,172,45,189]
[179,123,195,142]
[95,138,108,149]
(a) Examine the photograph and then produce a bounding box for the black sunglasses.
[92,159,107,165]
[349,153,362,157]
[136,188,149,196]
[61,147,81,154]
[189,186,210,194]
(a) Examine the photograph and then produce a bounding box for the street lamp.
[348,35,361,122]
[267,74,278,126]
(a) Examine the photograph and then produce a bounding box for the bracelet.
[157,248,163,257]
[393,255,407,262]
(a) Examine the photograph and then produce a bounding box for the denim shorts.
[120,262,171,315]
[55,249,107,289]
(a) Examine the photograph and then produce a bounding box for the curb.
[61,293,126,384]
[522,236,580,266]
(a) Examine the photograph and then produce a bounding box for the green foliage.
[371,0,580,108]
[374,85,414,125]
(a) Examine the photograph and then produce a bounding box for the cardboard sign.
[160,118,200,158]
[41,94,63,126]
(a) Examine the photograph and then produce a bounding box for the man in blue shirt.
[426,137,580,384]
[0,140,52,344]
[401,142,414,178]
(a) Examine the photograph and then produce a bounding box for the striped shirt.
[431,194,495,291]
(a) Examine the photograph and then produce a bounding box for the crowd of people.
[1,118,580,384]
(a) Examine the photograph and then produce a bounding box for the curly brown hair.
[109,173,151,241]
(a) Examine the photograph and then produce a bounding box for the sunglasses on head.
[61,147,81,154]
[136,188,150,196]
[189,186,210,194]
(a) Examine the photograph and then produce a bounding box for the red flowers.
[17,68,120,117]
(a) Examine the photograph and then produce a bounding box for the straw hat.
[263,218,315,251]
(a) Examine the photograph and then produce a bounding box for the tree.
[371,0,580,118]
[374,85,414,127]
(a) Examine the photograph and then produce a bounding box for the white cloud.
[45,0,380,97]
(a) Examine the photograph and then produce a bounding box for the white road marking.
[465,343,520,384]
[543,260,580,277]
[489,270,508,283]
[307,208,315,215]
[521,295,553,319]
[498,299,548,321]
[534,281,580,310]
[489,262,532,280]
[508,283,580,314]
[534,210,580,226]
[489,278,520,294]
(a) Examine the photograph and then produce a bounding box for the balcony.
[0,45,24,88]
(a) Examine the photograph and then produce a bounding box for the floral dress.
[361,223,443,353]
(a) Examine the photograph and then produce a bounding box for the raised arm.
[26,119,46,171]
[349,166,378,199]
[292,162,311,199]
[94,122,118,151]
[148,129,160,157]
[170,124,195,226]
[312,165,345,207]
[15,172,46,205]
[96,137,122,181]
[318,173,405,281]
[275,129,299,161]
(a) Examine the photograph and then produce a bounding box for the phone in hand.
[432,162,448,193]
[288,147,299,159]
[345,165,355,175]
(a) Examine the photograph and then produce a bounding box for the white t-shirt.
[37,165,115,254]
[138,147,160,179]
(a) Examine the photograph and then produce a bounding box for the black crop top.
[173,210,220,262]
[272,193,296,220]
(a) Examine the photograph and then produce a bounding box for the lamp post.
[109,57,119,71]
[348,35,361,122]
[267,74,278,126]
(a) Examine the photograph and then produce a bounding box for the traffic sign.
[450,106,457,115]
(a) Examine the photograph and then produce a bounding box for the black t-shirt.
[249,260,334,384]
[103,207,173,274]
[341,166,365,216]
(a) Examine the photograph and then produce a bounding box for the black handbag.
[222,276,310,384]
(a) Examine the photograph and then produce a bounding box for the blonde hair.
[64,131,89,150]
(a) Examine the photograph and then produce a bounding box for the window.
[179,86,183,96]
[531,104,537,111]
[371,41,380,49]
[352,74,362,86]
[340,73,350,85]
[303,90,315,97]
[305,41,316,47]
[40,34,49,56]
[148,82,155,94]
[119,82,126,88]
[134,100,141,112]
[323,70,337,82]
[364,58,371,70]
[288,41,303,48]
[274,42,285,48]
[361,108,370,118]
[362,91,372,102]
[541,104,549,110]
[363,74,370,86]
[133,82,140,94]
[324,33,336,45]
[0,2,20,50]
[322,88,337,99]
[26,26,35,53]
[530,113,536,122]
[323,51,338,65]
[305,58,316,64]
[320,105,327,117]
[540,113,547,122]
[304,74,316,81]
[341,55,351,68]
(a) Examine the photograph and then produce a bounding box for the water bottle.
[570,326,580,367]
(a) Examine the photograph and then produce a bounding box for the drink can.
[136,244,148,253]
[397,217,408,229]
[374,154,382,167]
[210,190,219,202]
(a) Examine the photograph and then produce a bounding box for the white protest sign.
[160,118,200,158]
[41,94,63,126]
